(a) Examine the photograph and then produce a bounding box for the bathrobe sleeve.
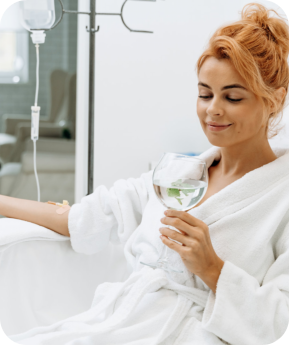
[202,222,289,345]
[67,171,152,255]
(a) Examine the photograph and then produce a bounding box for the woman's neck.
[217,137,277,177]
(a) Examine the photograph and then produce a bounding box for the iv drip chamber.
[19,0,55,31]
[31,106,40,141]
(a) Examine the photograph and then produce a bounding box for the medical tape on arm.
[47,200,71,214]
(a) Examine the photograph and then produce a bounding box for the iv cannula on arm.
[0,195,70,237]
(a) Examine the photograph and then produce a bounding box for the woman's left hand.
[160,210,224,291]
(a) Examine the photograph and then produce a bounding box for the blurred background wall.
[76,0,289,200]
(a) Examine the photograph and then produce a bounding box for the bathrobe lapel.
[189,146,289,226]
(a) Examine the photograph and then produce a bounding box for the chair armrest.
[3,114,50,135]
[0,219,130,336]
[0,218,67,251]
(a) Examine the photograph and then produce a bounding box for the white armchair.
[0,219,130,336]
[0,136,132,338]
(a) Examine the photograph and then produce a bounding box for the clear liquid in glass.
[141,153,208,274]
[153,179,207,211]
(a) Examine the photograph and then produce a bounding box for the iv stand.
[39,0,157,195]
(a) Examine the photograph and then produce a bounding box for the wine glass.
[141,153,208,273]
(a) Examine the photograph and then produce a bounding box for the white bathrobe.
[9,146,289,345]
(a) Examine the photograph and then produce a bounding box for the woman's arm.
[0,195,70,237]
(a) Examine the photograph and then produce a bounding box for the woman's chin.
[206,135,233,147]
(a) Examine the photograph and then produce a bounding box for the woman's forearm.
[0,195,70,237]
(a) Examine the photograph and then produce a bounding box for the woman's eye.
[227,97,243,102]
[198,95,243,102]
[198,96,211,99]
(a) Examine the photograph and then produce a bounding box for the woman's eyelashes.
[198,95,243,103]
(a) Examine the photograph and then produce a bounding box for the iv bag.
[19,0,55,31]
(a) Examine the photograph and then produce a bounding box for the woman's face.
[197,57,267,148]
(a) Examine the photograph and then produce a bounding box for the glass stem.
[158,244,169,263]
[158,224,177,263]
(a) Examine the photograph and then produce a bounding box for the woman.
[2,3,289,345]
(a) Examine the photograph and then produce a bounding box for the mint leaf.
[167,188,180,197]
[176,197,183,205]
[186,189,196,193]
[181,188,195,196]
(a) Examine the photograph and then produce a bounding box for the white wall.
[75,0,289,201]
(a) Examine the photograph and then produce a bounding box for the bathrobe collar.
[189,145,289,226]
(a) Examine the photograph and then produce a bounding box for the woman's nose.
[206,97,224,117]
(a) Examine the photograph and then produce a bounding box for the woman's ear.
[268,87,286,117]
[274,87,286,106]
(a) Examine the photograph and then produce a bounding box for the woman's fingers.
[161,216,192,235]
[159,212,223,283]
[164,210,205,228]
[160,216,205,242]
[159,227,192,246]
[160,235,186,255]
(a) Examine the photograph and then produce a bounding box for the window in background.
[0,31,28,84]
[0,3,28,84]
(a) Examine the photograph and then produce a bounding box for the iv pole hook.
[120,0,156,34]
[47,0,156,34]
[86,26,100,33]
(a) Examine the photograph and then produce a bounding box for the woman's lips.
[207,123,232,132]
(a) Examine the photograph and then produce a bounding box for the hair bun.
[242,3,270,26]
[241,3,289,57]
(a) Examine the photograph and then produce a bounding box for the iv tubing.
[33,43,41,202]
[34,44,39,106]
[33,139,41,202]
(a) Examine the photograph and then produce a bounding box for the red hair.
[196,3,289,138]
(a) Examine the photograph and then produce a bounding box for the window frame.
[0,29,29,84]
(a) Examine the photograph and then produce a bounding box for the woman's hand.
[160,210,224,293]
